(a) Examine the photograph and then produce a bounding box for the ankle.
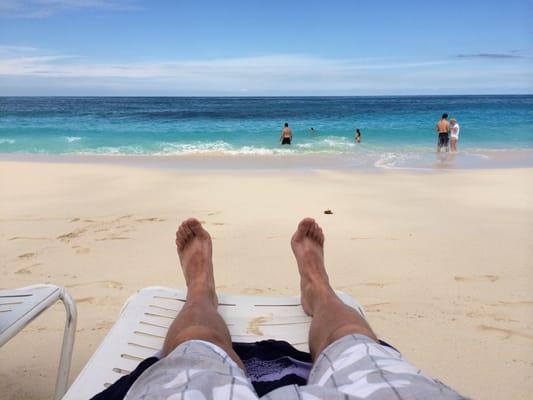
[186,283,217,306]
[302,282,336,312]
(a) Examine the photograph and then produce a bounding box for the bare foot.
[291,218,335,315]
[175,218,216,306]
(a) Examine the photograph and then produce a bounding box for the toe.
[317,227,325,244]
[311,223,321,239]
[295,218,314,240]
[182,221,194,239]
[309,222,317,239]
[186,218,208,238]
[177,225,190,244]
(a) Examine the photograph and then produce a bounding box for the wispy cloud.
[0,46,531,95]
[0,46,453,79]
[0,0,139,18]
[456,53,523,59]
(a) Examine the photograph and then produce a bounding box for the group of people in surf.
[279,123,362,145]
[280,114,460,152]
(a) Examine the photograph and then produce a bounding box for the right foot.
[175,218,217,306]
[291,218,335,316]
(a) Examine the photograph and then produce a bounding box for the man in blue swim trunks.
[122,217,467,400]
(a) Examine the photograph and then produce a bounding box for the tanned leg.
[291,218,378,360]
[161,218,244,370]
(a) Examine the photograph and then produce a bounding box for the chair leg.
[54,289,78,400]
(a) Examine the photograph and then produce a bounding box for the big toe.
[293,218,315,242]
[185,218,209,239]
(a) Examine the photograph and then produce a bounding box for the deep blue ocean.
[1,96,532,164]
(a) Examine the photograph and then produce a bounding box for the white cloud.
[0,46,531,95]
[0,0,139,18]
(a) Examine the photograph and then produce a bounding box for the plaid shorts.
[124,334,466,399]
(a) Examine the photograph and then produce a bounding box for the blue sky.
[0,0,532,95]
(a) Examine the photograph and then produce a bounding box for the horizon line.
[1,93,532,98]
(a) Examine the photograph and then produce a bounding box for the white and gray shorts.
[124,334,466,400]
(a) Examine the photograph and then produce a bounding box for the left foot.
[175,218,217,305]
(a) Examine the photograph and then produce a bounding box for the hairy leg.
[161,218,244,369]
[291,218,378,360]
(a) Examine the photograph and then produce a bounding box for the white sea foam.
[320,137,356,148]
[76,145,146,155]
[152,141,301,156]
[155,141,233,155]
[225,146,295,156]
[66,136,82,143]
[374,152,427,170]
[0,138,16,144]
[295,143,313,149]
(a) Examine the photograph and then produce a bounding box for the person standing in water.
[435,113,450,152]
[280,122,292,145]
[449,118,460,152]
[355,129,362,143]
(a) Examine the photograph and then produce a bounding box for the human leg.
[284,218,466,400]
[291,218,377,360]
[124,219,257,400]
[162,218,244,369]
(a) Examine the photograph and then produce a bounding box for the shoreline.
[1,148,532,171]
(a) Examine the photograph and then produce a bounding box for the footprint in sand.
[363,282,388,288]
[9,236,50,241]
[18,252,36,259]
[136,217,165,222]
[15,263,42,274]
[57,227,87,243]
[72,246,90,254]
[454,275,499,283]
[105,281,124,289]
[490,300,533,307]
[58,215,163,246]
[477,324,533,340]
[96,320,113,330]
[75,297,95,304]
[66,280,123,290]
[95,236,130,241]
[365,302,391,312]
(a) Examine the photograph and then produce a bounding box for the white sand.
[0,161,532,399]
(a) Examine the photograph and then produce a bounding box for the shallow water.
[1,96,532,169]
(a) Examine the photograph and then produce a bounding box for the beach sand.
[0,160,532,399]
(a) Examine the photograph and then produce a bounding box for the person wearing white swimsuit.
[450,118,460,152]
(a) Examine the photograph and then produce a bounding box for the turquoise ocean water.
[1,96,532,168]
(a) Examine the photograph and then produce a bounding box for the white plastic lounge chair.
[63,286,364,399]
[0,284,77,400]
